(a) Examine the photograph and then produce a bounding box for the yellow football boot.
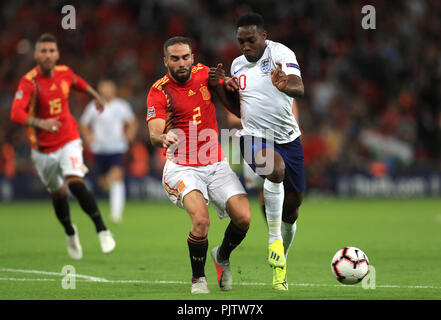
[268,239,286,268]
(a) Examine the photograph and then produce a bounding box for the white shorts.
[243,161,264,190]
[31,139,88,193]
[162,158,247,219]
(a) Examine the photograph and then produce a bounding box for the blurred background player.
[147,36,251,294]
[211,12,305,291]
[10,33,116,260]
[80,80,138,224]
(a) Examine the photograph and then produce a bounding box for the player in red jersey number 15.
[10,33,115,260]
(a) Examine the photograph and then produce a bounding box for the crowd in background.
[0,0,440,194]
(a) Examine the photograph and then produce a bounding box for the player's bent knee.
[108,166,124,182]
[231,209,251,231]
[50,185,67,200]
[65,175,85,186]
[234,214,251,231]
[282,209,298,224]
[192,216,210,236]
[190,208,210,230]
[266,163,285,183]
[226,194,251,230]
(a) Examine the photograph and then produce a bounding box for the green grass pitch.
[0,197,440,300]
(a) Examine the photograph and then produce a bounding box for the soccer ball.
[331,247,369,284]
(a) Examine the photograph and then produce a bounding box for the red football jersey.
[146,63,224,166]
[11,65,89,153]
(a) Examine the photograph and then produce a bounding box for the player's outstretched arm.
[271,62,304,98]
[84,86,106,113]
[71,73,105,112]
[208,64,241,118]
[148,118,178,148]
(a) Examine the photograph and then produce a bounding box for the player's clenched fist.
[160,130,179,148]
[271,62,288,92]
[208,63,226,87]
[224,77,239,92]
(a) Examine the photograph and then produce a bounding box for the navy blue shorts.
[94,153,124,176]
[239,136,306,193]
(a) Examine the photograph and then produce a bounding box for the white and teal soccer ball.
[331,247,369,284]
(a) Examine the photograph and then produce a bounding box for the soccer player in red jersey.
[10,33,115,260]
[146,37,251,294]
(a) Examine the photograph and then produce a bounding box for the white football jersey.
[231,40,301,143]
[80,98,135,154]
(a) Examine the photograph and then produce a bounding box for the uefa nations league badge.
[260,58,271,73]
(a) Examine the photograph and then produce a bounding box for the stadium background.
[0,0,440,200]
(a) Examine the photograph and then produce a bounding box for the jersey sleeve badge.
[15,90,23,99]
[147,106,156,120]
[286,63,300,70]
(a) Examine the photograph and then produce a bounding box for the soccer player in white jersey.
[80,80,138,224]
[209,12,305,290]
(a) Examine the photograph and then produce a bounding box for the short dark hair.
[163,36,192,57]
[236,12,265,30]
[36,33,57,46]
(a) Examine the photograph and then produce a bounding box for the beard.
[38,59,56,75]
[169,66,192,83]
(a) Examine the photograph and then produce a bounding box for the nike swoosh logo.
[233,70,239,75]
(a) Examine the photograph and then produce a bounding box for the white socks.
[263,179,284,244]
[281,221,297,258]
[110,181,125,223]
[264,179,299,256]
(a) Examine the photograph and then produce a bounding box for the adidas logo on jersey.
[188,89,195,96]
[50,83,58,91]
